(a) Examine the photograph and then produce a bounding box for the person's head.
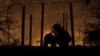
[52,23,61,30]
[52,23,62,32]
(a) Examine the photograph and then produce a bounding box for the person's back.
[52,23,72,47]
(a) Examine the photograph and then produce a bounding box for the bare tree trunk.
[29,15,32,46]
[22,6,25,46]
[69,3,75,46]
[40,3,44,47]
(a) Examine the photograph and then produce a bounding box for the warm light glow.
[48,44,51,47]
[56,44,60,47]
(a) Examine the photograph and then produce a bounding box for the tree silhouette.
[0,18,19,46]
[0,0,36,46]
[84,23,100,46]
[83,0,100,47]
[0,1,20,46]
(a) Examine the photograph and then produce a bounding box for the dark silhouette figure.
[43,23,72,47]
[43,32,56,47]
[52,23,72,47]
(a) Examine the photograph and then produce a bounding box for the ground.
[0,46,99,55]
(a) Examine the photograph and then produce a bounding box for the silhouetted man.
[52,23,72,47]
